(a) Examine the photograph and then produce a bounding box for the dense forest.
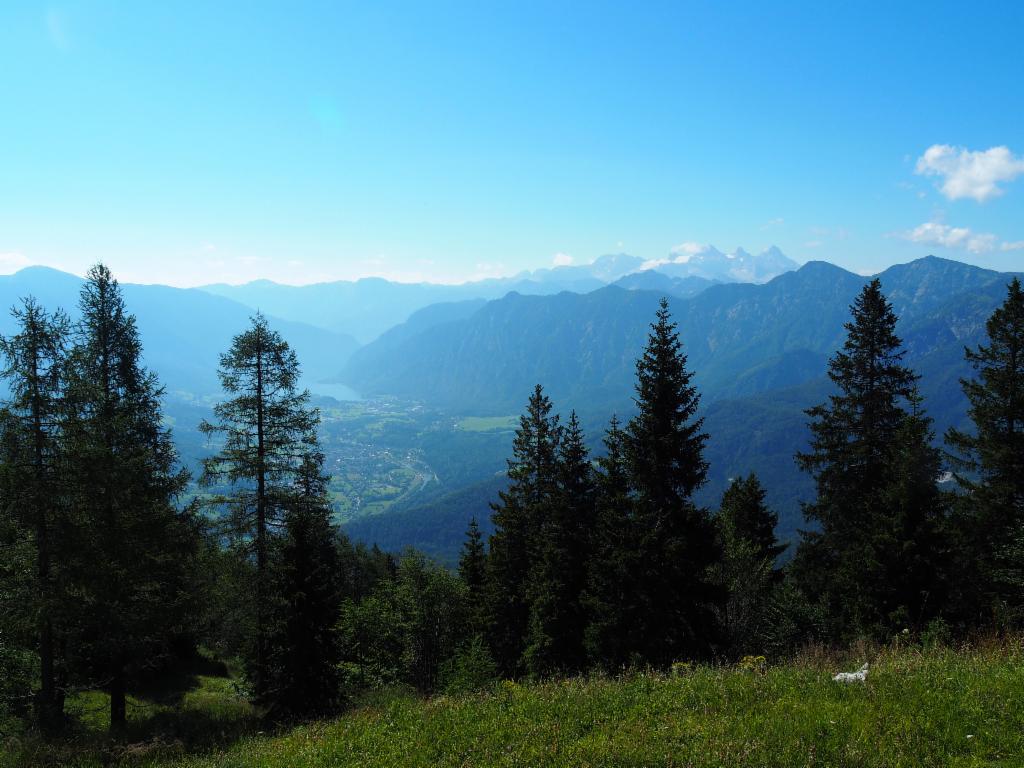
[1,263,1022,739]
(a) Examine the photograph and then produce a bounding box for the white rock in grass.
[832,662,869,683]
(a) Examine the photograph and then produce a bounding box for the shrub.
[441,637,498,695]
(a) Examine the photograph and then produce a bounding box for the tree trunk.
[31,341,61,732]
[109,660,126,733]
[36,619,59,730]
[255,336,267,697]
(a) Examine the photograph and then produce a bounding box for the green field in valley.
[455,416,519,432]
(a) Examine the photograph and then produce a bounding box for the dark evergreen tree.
[795,279,945,638]
[264,448,343,720]
[583,415,640,669]
[946,277,1024,620]
[200,313,318,696]
[62,264,196,731]
[0,299,70,730]
[624,298,718,664]
[524,410,594,677]
[337,539,397,603]
[718,474,786,564]
[458,517,487,637]
[485,384,559,676]
[880,395,949,628]
[711,474,786,657]
[0,501,37,726]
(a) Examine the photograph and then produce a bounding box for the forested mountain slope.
[340,256,1018,418]
[338,257,1021,558]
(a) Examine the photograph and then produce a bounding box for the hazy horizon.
[2,249,1016,290]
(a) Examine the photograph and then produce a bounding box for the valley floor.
[6,639,1024,768]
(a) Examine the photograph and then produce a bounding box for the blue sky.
[1,1,1022,285]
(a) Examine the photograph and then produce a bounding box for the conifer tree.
[485,384,560,676]
[62,264,195,731]
[946,278,1024,617]
[624,298,718,664]
[583,415,640,668]
[264,448,342,720]
[524,410,594,677]
[718,474,787,564]
[458,518,487,637]
[200,313,319,697]
[0,298,70,730]
[712,474,786,657]
[795,279,944,637]
[880,395,948,627]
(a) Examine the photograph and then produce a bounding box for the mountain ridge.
[197,247,800,341]
[0,268,360,399]
[340,257,988,414]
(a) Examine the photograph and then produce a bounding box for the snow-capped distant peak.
[650,245,798,284]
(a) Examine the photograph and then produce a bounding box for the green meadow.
[6,638,1023,768]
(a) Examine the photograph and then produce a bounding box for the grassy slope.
[7,641,1024,767]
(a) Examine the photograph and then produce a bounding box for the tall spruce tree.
[795,279,945,638]
[946,277,1024,619]
[200,313,319,697]
[624,298,718,664]
[62,264,195,731]
[583,415,640,669]
[0,298,70,730]
[458,518,487,637]
[485,384,560,676]
[524,411,594,677]
[264,448,343,720]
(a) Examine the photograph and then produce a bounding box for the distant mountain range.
[0,267,359,399]
[199,247,798,342]
[337,256,1011,419]
[332,256,1021,555]
[0,253,1010,563]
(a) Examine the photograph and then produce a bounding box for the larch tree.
[0,298,70,730]
[62,264,195,731]
[199,313,319,698]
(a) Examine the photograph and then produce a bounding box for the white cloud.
[915,144,1024,202]
[804,240,823,248]
[763,217,784,228]
[900,221,1004,254]
[552,252,574,267]
[1001,240,1024,252]
[0,252,33,273]
[669,242,705,264]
